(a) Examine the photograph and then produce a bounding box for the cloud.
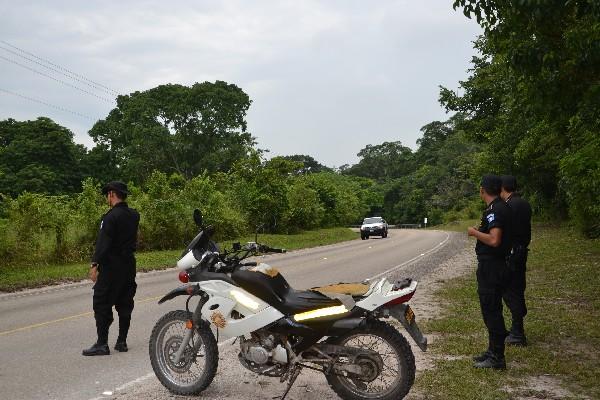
[0,0,481,166]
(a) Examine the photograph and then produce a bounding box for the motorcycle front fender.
[158,284,199,304]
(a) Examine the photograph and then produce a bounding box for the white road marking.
[88,338,237,400]
[368,231,451,281]
[115,373,154,391]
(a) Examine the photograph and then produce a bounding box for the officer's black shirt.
[92,202,140,279]
[506,193,531,248]
[475,197,512,259]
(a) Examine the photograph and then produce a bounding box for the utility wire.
[0,54,115,104]
[0,39,121,96]
[0,44,118,98]
[0,87,100,121]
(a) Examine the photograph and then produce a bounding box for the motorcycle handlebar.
[241,261,258,267]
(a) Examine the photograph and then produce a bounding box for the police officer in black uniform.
[83,182,140,356]
[500,175,532,346]
[468,175,513,369]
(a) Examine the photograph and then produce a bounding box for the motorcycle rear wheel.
[149,310,218,395]
[325,320,415,400]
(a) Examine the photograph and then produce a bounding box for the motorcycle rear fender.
[355,278,418,311]
[158,284,200,304]
[388,303,428,351]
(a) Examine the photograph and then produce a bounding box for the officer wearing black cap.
[83,181,140,356]
[500,175,532,346]
[467,175,513,369]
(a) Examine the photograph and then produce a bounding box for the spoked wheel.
[326,321,415,400]
[149,310,218,395]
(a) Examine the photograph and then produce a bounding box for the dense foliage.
[344,115,483,226]
[443,0,600,236]
[88,81,254,183]
[0,161,374,265]
[0,118,86,196]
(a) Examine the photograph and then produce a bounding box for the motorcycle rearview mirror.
[193,209,203,227]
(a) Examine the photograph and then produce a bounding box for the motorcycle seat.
[231,268,342,315]
[310,282,370,297]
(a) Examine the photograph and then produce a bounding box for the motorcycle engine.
[238,332,288,377]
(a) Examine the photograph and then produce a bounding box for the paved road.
[0,229,450,400]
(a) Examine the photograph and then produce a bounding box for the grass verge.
[415,223,600,399]
[430,219,479,233]
[0,227,358,292]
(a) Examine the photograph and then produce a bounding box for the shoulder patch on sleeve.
[486,213,495,223]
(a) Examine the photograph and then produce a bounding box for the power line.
[0,44,118,97]
[0,87,99,121]
[0,54,115,104]
[0,40,121,96]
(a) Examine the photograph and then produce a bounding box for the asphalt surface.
[0,229,453,400]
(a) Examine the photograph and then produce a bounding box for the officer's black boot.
[474,341,506,369]
[506,319,527,346]
[83,316,111,356]
[473,352,506,369]
[82,342,110,356]
[83,326,110,356]
[473,339,493,362]
[114,340,128,352]
[115,314,131,352]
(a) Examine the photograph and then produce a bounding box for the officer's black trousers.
[93,276,137,345]
[477,257,509,356]
[502,249,528,333]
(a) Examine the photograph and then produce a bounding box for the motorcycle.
[149,210,427,400]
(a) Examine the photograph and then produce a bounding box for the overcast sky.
[0,0,481,167]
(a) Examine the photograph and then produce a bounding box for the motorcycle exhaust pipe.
[328,318,365,335]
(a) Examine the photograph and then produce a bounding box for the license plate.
[404,305,415,325]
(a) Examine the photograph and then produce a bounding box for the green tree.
[447,0,600,236]
[89,81,254,183]
[278,154,333,174]
[344,141,415,181]
[284,177,325,231]
[305,173,366,226]
[227,153,299,232]
[0,118,84,196]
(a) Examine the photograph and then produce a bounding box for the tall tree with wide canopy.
[0,117,84,196]
[344,141,415,181]
[89,81,254,183]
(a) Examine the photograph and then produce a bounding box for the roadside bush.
[284,178,324,232]
[305,173,365,227]
[180,174,246,240]
[73,178,105,248]
[0,165,375,267]
[133,171,188,250]
[5,192,75,263]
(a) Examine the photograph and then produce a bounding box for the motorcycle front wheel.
[325,320,415,400]
[149,310,218,395]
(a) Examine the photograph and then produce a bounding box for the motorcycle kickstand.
[276,365,302,400]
